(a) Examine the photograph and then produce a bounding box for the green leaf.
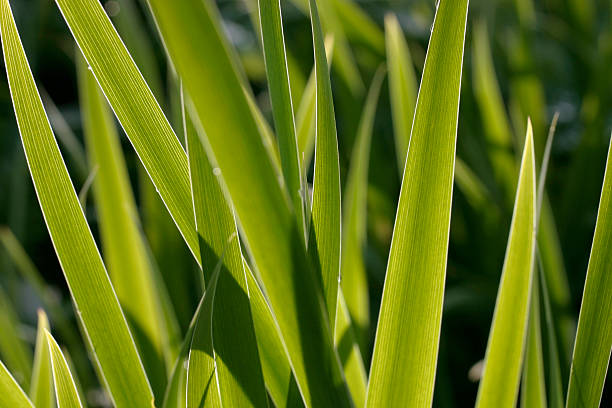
[186,260,222,408]
[384,13,417,172]
[258,0,305,238]
[476,122,537,408]
[0,285,31,389]
[366,1,469,405]
[0,359,33,408]
[46,332,83,408]
[566,137,612,408]
[309,0,342,332]
[77,51,174,398]
[30,310,54,408]
[334,290,366,408]
[0,1,154,406]
[183,90,267,407]
[54,0,199,263]
[521,277,547,408]
[538,258,564,408]
[145,0,350,405]
[340,66,385,349]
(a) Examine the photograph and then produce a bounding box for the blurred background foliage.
[0,0,610,406]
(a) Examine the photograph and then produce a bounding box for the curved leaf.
[46,332,83,408]
[0,359,33,408]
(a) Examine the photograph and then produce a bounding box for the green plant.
[0,0,610,407]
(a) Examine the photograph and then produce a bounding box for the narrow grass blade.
[309,0,342,331]
[0,359,33,408]
[335,290,367,408]
[0,1,154,405]
[296,37,334,173]
[521,277,547,408]
[566,137,612,408]
[30,310,54,408]
[53,0,199,262]
[244,261,300,407]
[538,256,564,408]
[184,91,267,407]
[476,123,537,408]
[145,0,350,405]
[186,263,222,408]
[384,13,417,173]
[366,1,469,405]
[472,20,516,204]
[340,66,385,349]
[46,332,83,408]
[0,286,31,389]
[258,0,305,237]
[77,52,169,398]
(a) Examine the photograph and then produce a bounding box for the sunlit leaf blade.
[0,359,33,408]
[77,53,170,398]
[187,263,222,408]
[296,37,334,173]
[475,123,537,408]
[335,290,366,408]
[145,0,350,405]
[566,137,612,408]
[309,0,342,332]
[30,310,54,408]
[538,259,564,408]
[258,0,305,237]
[384,13,417,173]
[184,92,267,407]
[46,332,83,408]
[0,286,31,389]
[366,1,469,405]
[521,278,547,408]
[472,20,516,203]
[53,0,199,262]
[340,66,385,349]
[244,261,301,407]
[0,1,153,406]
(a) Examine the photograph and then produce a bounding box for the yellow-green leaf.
[0,359,33,408]
[30,310,54,408]
[46,332,83,408]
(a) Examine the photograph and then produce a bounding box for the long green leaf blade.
[145,0,350,405]
[476,123,537,408]
[0,359,33,408]
[184,92,267,407]
[0,1,153,405]
[521,278,547,408]
[566,137,612,408]
[309,0,342,332]
[30,310,54,408]
[77,52,170,398]
[384,13,417,173]
[258,0,305,237]
[53,0,199,262]
[46,332,83,408]
[366,1,469,405]
[340,66,385,349]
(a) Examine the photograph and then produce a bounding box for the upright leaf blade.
[340,66,385,349]
[566,137,612,408]
[258,0,305,237]
[0,359,33,408]
[145,0,350,405]
[309,0,342,332]
[77,53,171,398]
[366,1,469,405]
[30,310,54,408]
[46,332,83,408]
[53,0,199,262]
[0,1,153,405]
[476,123,537,408]
[384,13,417,173]
[184,92,267,408]
[521,278,547,408]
